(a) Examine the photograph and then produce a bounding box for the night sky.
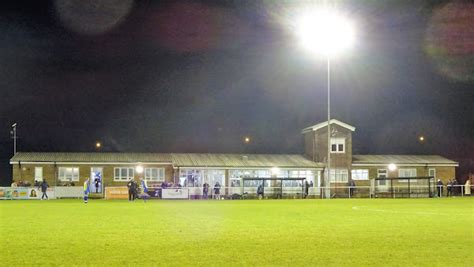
[1,0,473,185]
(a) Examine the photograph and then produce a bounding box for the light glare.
[388,163,397,172]
[296,9,354,57]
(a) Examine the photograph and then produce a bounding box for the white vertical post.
[12,123,17,155]
[326,57,331,199]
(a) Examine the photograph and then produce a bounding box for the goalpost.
[372,176,435,198]
[242,177,306,199]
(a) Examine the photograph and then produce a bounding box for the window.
[114,167,134,181]
[429,168,436,179]
[330,138,345,153]
[58,167,79,181]
[329,169,348,183]
[377,169,388,178]
[179,169,225,187]
[144,168,165,181]
[399,168,417,182]
[377,169,388,186]
[351,169,369,180]
[34,167,43,181]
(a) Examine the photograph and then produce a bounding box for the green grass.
[1,198,473,266]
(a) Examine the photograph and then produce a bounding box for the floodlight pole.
[325,58,331,199]
[11,123,17,155]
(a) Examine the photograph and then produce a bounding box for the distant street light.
[95,142,102,149]
[295,7,355,199]
[419,136,425,142]
[244,136,251,144]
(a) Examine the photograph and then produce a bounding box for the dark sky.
[1,0,473,184]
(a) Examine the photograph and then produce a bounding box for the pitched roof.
[171,153,323,168]
[10,152,324,169]
[10,152,172,163]
[352,155,458,166]
[301,119,356,134]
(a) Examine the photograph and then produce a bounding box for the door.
[90,167,103,194]
[377,169,389,192]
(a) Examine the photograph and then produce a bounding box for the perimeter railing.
[0,185,471,200]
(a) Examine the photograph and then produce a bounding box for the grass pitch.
[1,198,473,266]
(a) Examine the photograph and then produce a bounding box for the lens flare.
[55,0,134,35]
[425,2,474,83]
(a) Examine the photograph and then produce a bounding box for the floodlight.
[388,163,397,172]
[295,8,354,57]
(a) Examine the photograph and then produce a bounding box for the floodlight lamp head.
[296,8,355,57]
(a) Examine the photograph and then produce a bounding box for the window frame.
[144,167,165,181]
[330,138,345,153]
[329,169,348,183]
[114,167,134,181]
[398,168,417,183]
[34,167,43,181]
[58,167,80,182]
[351,169,369,181]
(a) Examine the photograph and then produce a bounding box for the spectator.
[309,181,314,187]
[203,182,209,199]
[39,180,49,200]
[349,179,356,197]
[11,180,17,187]
[452,179,459,196]
[83,177,90,204]
[437,179,444,197]
[257,183,264,200]
[213,182,221,200]
[305,180,310,198]
[464,179,471,196]
[127,179,137,201]
[447,180,452,197]
[94,177,101,193]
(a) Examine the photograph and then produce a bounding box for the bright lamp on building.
[388,163,397,172]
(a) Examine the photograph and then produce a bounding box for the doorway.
[90,167,103,194]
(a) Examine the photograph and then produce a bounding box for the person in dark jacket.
[349,179,356,197]
[447,180,453,197]
[257,184,264,200]
[436,179,444,197]
[203,182,209,199]
[39,180,49,200]
[304,180,310,198]
[127,179,137,201]
[213,182,221,199]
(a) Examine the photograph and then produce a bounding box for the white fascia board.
[176,166,324,170]
[351,163,459,167]
[301,119,356,134]
[10,161,173,165]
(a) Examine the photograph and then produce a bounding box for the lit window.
[330,138,345,153]
[399,168,417,182]
[34,167,43,182]
[144,168,165,181]
[114,167,134,181]
[58,167,79,182]
[351,169,368,180]
[329,169,348,183]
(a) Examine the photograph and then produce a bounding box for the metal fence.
[0,185,471,200]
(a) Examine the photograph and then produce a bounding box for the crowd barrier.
[1,185,471,200]
[0,186,85,200]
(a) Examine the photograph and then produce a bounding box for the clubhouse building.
[9,120,458,197]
